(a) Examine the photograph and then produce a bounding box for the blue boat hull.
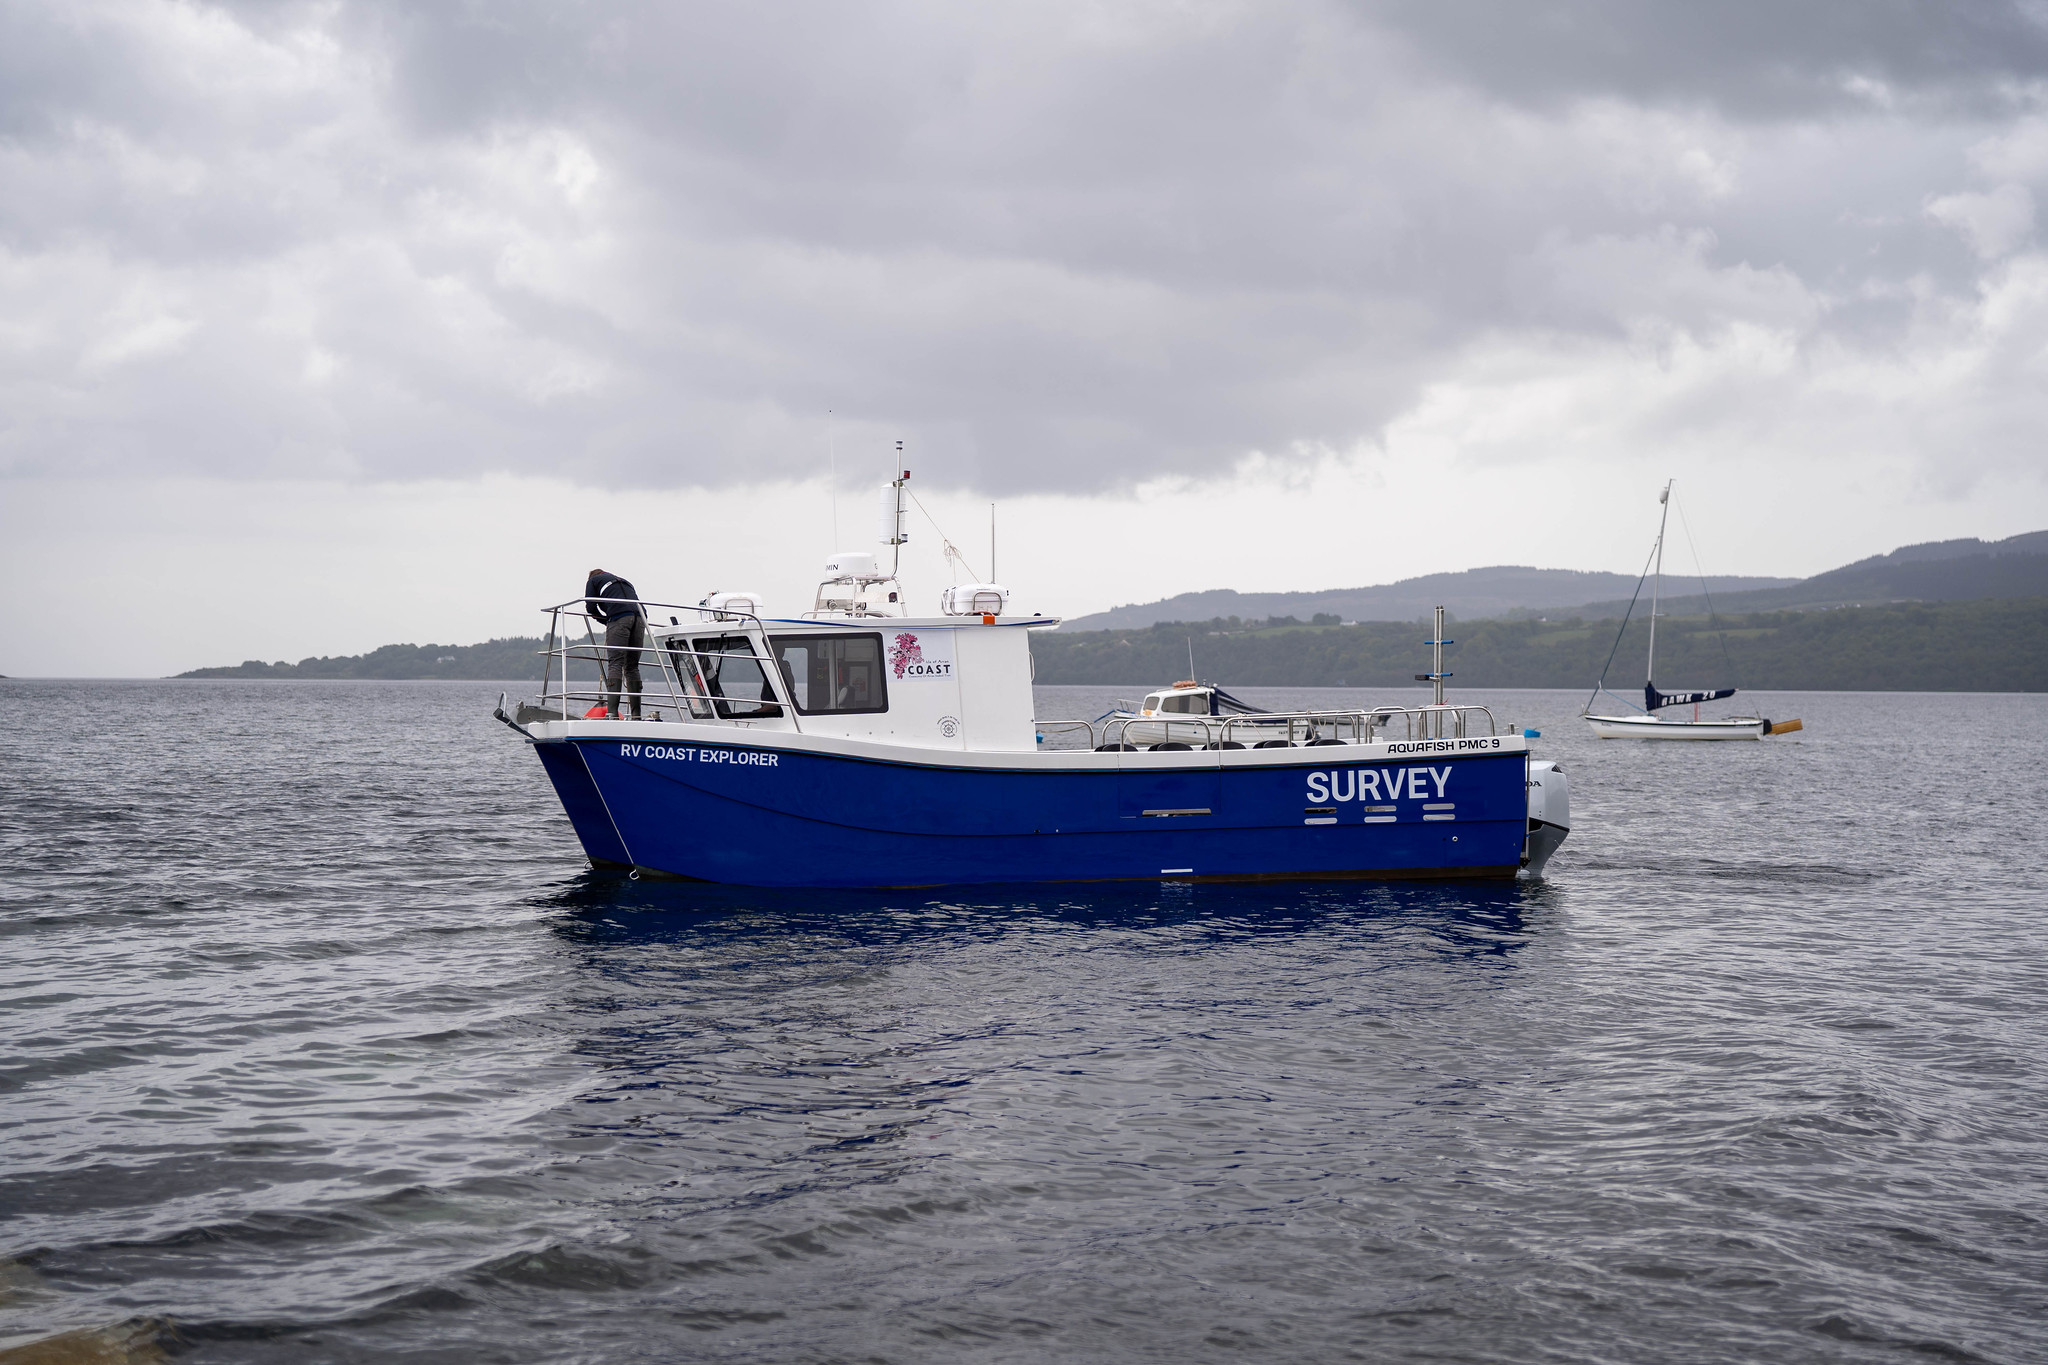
[534,736,1531,888]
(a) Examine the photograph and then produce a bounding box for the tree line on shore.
[174,596,2048,692]
[177,638,581,681]
[1030,599,2048,691]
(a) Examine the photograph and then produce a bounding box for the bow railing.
[512,597,803,731]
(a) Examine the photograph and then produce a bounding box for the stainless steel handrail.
[1217,711,1372,745]
[1365,704,1497,740]
[536,597,805,731]
[1101,716,1224,750]
[1084,704,1498,750]
[527,598,1503,750]
[1032,719,1096,750]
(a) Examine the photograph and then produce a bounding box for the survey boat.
[496,473,1569,887]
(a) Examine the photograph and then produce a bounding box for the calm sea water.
[2,681,2045,1364]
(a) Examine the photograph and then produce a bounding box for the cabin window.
[1160,692,1207,714]
[660,636,718,719]
[769,633,888,715]
[691,636,784,719]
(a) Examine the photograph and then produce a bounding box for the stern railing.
[523,602,1502,754]
[1055,705,1498,752]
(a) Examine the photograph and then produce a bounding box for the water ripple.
[1,682,2044,1363]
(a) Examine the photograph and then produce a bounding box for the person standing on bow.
[584,567,647,721]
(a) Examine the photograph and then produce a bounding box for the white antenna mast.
[990,502,997,582]
[879,441,910,577]
[828,410,837,550]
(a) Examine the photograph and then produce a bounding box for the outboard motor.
[1523,760,1570,877]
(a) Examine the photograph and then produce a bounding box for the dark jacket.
[585,573,642,624]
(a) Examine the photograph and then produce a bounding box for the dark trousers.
[603,614,647,718]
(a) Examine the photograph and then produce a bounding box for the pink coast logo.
[890,631,954,679]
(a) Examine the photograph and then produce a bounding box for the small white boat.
[1097,681,1289,746]
[1584,714,1772,741]
[1582,481,1801,742]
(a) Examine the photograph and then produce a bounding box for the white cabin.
[639,557,1054,753]
[1136,682,1215,717]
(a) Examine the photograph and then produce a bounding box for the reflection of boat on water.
[497,471,1570,886]
[1583,480,1802,742]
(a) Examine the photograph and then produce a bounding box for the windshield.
[692,636,783,719]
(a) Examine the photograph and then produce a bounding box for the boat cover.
[1206,687,1271,715]
[1646,683,1737,711]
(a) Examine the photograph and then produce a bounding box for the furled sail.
[1646,683,1736,712]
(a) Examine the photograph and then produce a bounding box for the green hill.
[172,598,2048,692]
[1068,529,2048,631]
[1058,565,1794,631]
[1562,530,2048,619]
[1028,598,2048,692]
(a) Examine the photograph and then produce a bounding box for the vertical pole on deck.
[1425,605,1458,740]
[884,444,909,580]
[1429,604,1450,737]
[1432,605,1445,709]
[1648,480,1671,687]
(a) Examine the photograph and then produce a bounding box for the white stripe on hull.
[1583,714,1767,741]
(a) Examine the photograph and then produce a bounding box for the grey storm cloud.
[3,0,2047,494]
[1373,0,2048,115]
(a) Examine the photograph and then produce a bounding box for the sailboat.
[1582,481,1802,741]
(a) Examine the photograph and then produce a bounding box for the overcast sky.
[7,0,2048,675]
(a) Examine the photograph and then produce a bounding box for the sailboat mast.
[1647,480,1671,683]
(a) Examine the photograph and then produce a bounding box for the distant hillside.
[1028,598,2048,692]
[172,599,2048,692]
[171,529,2048,686]
[1560,529,2048,619]
[1059,565,1795,631]
[176,637,568,681]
